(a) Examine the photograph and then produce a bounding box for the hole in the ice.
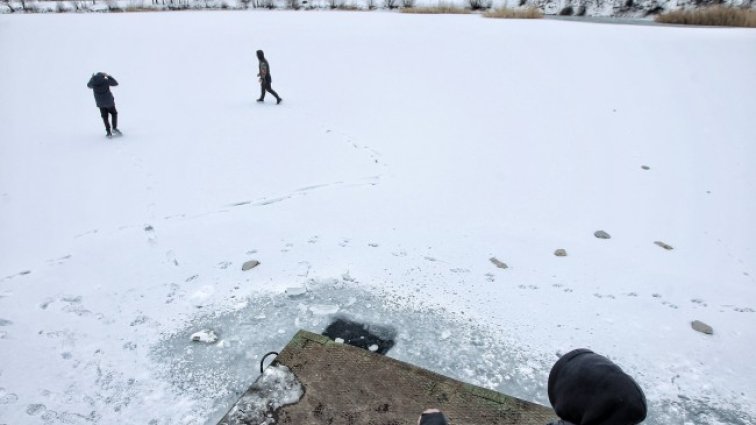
[322,317,396,354]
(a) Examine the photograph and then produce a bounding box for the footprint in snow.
[74,229,99,238]
[166,250,179,266]
[40,298,55,310]
[130,315,151,327]
[0,391,18,405]
[661,301,678,309]
[165,283,182,304]
[46,254,72,265]
[61,296,92,317]
[0,319,12,326]
[297,183,331,192]
[26,403,46,416]
[164,213,186,220]
[144,225,157,244]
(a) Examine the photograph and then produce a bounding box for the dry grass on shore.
[483,6,543,19]
[655,6,756,27]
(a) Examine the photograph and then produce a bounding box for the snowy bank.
[2,0,755,17]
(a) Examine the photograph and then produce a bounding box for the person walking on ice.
[87,72,121,138]
[256,50,282,105]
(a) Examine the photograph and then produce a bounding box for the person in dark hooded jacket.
[547,349,647,425]
[87,72,120,138]
[256,50,282,105]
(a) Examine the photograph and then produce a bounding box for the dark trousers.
[99,106,118,132]
[259,80,280,101]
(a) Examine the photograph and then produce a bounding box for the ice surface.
[0,10,754,425]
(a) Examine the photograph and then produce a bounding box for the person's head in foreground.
[418,408,449,425]
[548,348,647,425]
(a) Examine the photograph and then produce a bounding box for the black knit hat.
[548,349,647,425]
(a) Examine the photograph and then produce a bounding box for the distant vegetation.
[6,0,754,24]
[401,3,470,13]
[483,6,543,18]
[656,6,756,27]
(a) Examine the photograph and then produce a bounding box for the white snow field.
[1,10,755,425]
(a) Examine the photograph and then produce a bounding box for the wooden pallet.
[218,330,556,424]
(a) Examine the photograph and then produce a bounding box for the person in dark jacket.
[547,349,647,425]
[256,50,282,105]
[87,72,120,138]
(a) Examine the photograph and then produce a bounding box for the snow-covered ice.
[1,10,755,425]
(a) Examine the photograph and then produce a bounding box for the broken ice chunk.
[334,338,345,344]
[190,330,218,343]
[308,304,339,315]
[368,344,379,352]
[286,287,307,298]
[440,330,452,341]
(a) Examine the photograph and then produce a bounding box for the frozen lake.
[1,10,755,425]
